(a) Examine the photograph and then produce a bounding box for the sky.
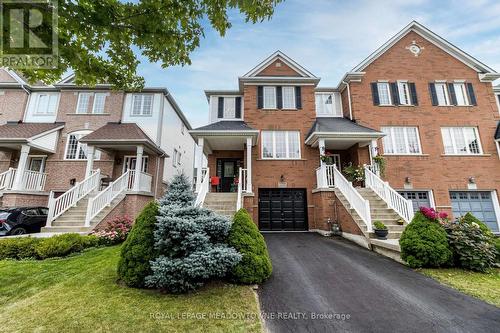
[135,0,500,128]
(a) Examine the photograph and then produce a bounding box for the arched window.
[64,130,101,160]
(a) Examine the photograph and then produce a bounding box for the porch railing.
[85,170,131,227]
[47,169,101,226]
[21,169,47,191]
[0,168,16,190]
[126,170,153,193]
[195,167,209,207]
[316,164,335,188]
[333,164,372,232]
[364,165,414,223]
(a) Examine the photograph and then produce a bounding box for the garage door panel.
[450,191,498,232]
[398,191,431,213]
[259,189,308,231]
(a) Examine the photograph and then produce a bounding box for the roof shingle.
[306,118,381,139]
[80,123,152,141]
[0,122,63,140]
[192,121,256,131]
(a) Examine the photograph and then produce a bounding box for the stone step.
[41,226,92,233]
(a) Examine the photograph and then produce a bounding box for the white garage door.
[450,191,498,232]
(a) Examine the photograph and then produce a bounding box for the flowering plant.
[419,207,448,223]
[91,215,133,245]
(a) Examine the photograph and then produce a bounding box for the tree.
[145,174,241,293]
[11,0,282,89]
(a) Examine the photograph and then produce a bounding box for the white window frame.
[282,86,296,109]
[263,86,277,109]
[34,93,58,115]
[123,156,149,173]
[172,148,180,167]
[131,94,153,116]
[315,92,342,117]
[223,97,236,118]
[64,130,101,161]
[92,93,107,114]
[377,82,392,106]
[441,127,483,155]
[397,81,411,106]
[261,130,301,160]
[76,92,92,114]
[435,82,451,106]
[453,82,470,106]
[381,126,423,155]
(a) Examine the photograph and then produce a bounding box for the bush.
[92,215,133,245]
[117,201,158,287]
[228,209,272,284]
[444,219,497,272]
[35,233,100,259]
[373,221,387,230]
[494,238,500,263]
[0,237,41,260]
[399,212,452,268]
[460,212,494,238]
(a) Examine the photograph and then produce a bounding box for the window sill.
[66,113,111,116]
[261,108,298,111]
[257,158,305,161]
[33,113,55,116]
[440,154,491,157]
[383,154,429,157]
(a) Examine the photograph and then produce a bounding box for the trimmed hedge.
[399,212,452,268]
[117,201,158,287]
[228,209,272,284]
[0,233,101,260]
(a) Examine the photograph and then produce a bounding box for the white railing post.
[194,167,210,207]
[236,167,242,211]
[46,191,55,227]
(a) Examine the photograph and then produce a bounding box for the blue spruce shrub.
[145,174,241,293]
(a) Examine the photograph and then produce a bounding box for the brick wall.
[312,190,363,235]
[94,193,154,230]
[0,90,29,124]
[1,192,49,207]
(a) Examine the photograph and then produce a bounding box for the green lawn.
[0,246,262,333]
[421,268,500,307]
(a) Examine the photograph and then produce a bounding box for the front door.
[217,159,239,192]
[259,188,308,231]
[123,156,149,173]
[28,156,45,172]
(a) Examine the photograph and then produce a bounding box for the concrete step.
[41,226,92,233]
[368,231,402,239]
[51,220,87,227]
[362,224,405,232]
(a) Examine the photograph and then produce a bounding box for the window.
[453,83,469,106]
[377,82,391,105]
[76,93,91,114]
[35,94,58,114]
[315,93,341,116]
[261,131,301,159]
[177,151,182,166]
[64,131,101,160]
[92,93,107,114]
[223,97,236,118]
[172,149,178,166]
[441,127,482,155]
[435,83,451,106]
[131,94,153,116]
[123,156,149,173]
[397,81,411,105]
[381,127,422,155]
[263,86,276,109]
[282,86,295,109]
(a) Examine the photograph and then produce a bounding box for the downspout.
[342,80,353,120]
[154,152,164,198]
[20,84,31,122]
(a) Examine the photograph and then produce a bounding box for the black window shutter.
[257,86,263,109]
[409,83,418,105]
[276,86,283,109]
[497,94,500,105]
[390,82,400,105]
[467,83,477,106]
[295,86,302,109]
[218,97,224,118]
[371,83,380,106]
[235,97,242,118]
[447,83,457,105]
[429,83,438,106]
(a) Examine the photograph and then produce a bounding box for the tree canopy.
[11,0,282,89]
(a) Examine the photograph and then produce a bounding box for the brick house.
[191,21,500,251]
[0,71,195,233]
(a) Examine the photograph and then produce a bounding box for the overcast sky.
[135,0,500,128]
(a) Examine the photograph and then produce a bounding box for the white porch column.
[246,137,252,193]
[12,144,30,190]
[85,145,95,178]
[195,138,205,192]
[318,138,326,166]
[133,145,144,191]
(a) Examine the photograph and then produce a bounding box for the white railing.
[21,169,47,191]
[85,170,131,227]
[316,164,335,188]
[333,164,372,232]
[364,166,414,223]
[0,168,16,190]
[241,168,248,193]
[139,171,152,192]
[46,169,101,226]
[195,167,209,207]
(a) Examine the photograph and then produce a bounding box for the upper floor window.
[258,86,302,110]
[131,94,153,116]
[76,93,91,114]
[92,93,107,114]
[172,148,180,166]
[64,130,101,160]
[76,92,107,114]
[381,126,422,155]
[430,82,477,106]
[441,127,482,155]
[371,81,417,106]
[315,92,342,117]
[261,130,301,159]
[34,93,58,115]
[217,96,242,119]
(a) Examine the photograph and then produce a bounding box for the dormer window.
[315,92,342,117]
[217,96,242,119]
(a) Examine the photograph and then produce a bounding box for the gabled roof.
[191,121,256,132]
[242,51,317,78]
[305,118,384,146]
[352,21,497,75]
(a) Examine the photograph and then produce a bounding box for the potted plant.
[342,163,365,187]
[373,155,386,177]
[373,220,388,239]
[396,218,405,225]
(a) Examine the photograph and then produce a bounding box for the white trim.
[428,189,436,209]
[123,155,149,173]
[491,190,500,233]
[243,51,317,78]
[260,130,301,160]
[91,92,108,114]
[441,127,483,155]
[496,141,500,160]
[381,126,422,155]
[76,92,92,114]
[263,86,277,109]
[495,93,500,116]
[377,82,392,106]
[397,80,411,105]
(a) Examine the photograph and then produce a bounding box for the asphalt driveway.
[258,233,500,333]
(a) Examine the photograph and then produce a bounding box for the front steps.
[203,193,237,218]
[41,192,126,233]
